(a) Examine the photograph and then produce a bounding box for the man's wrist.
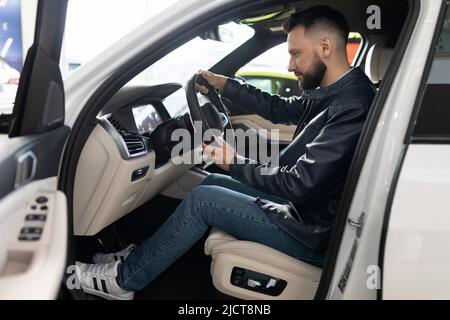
[218,76,229,91]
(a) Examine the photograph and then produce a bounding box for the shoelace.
[86,262,116,279]
[117,246,133,257]
[111,244,135,258]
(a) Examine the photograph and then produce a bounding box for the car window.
[235,33,362,97]
[125,22,254,116]
[245,78,273,94]
[412,6,450,140]
[127,22,254,86]
[0,0,37,114]
[61,0,182,78]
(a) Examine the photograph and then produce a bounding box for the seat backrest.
[364,44,394,84]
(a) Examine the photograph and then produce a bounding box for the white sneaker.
[75,260,134,300]
[92,244,136,264]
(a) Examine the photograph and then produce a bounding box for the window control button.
[18,234,41,241]
[26,214,47,222]
[31,205,37,210]
[40,205,48,211]
[21,227,43,235]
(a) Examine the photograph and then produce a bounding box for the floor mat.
[74,194,233,300]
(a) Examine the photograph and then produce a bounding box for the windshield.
[126,22,255,86]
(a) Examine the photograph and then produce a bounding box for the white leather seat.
[204,228,322,300]
[364,43,394,84]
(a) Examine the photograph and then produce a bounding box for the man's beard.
[299,53,327,90]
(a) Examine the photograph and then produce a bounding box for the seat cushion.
[204,228,237,255]
[204,228,322,299]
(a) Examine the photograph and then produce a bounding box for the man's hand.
[202,136,236,171]
[195,70,228,94]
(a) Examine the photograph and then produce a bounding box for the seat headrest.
[365,44,394,84]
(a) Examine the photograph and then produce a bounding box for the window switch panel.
[25,214,47,222]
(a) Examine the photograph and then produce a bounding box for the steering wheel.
[186,73,234,145]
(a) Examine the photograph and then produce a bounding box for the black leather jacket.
[223,67,376,254]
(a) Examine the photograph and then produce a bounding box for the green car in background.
[236,67,303,98]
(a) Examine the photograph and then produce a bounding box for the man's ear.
[320,37,332,59]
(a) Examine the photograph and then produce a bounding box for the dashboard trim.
[98,116,148,160]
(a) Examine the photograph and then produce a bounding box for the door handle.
[348,212,365,238]
[15,151,37,189]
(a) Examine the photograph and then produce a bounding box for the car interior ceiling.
[68,0,410,300]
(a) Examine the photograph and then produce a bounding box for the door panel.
[0,126,69,198]
[0,178,67,299]
[0,126,69,299]
[0,0,69,299]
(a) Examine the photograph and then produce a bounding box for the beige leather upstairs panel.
[74,124,197,236]
[132,159,195,210]
[230,114,296,144]
[73,124,155,235]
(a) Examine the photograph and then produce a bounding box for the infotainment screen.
[163,88,190,118]
[132,104,163,134]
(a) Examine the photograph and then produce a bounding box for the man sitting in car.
[75,5,376,300]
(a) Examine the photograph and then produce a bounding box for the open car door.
[0,0,69,299]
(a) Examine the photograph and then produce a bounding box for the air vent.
[106,115,146,156]
[123,135,146,155]
[108,115,126,134]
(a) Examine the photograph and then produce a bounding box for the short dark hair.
[283,6,349,48]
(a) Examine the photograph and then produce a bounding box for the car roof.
[238,0,408,38]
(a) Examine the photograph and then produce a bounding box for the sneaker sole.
[82,286,134,301]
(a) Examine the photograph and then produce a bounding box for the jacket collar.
[302,67,365,100]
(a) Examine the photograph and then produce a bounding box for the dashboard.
[73,83,200,236]
[97,83,191,160]
[130,86,190,134]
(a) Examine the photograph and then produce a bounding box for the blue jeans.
[117,173,322,291]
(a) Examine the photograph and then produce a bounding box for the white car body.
[63,0,449,299]
[0,0,448,299]
[328,0,445,299]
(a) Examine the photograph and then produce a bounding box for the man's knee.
[200,173,226,186]
[184,185,224,223]
[188,184,219,203]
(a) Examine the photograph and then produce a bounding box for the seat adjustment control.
[230,267,287,296]
[247,279,262,288]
